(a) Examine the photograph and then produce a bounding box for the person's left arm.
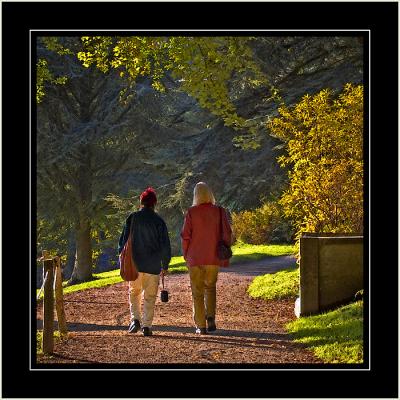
[118,214,132,255]
[180,210,192,260]
[160,220,172,270]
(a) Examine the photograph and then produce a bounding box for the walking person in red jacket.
[181,182,233,335]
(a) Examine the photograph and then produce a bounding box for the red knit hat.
[140,187,157,207]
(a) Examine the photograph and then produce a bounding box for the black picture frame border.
[2,1,398,398]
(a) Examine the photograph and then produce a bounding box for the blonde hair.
[192,182,216,206]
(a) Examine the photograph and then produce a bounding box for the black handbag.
[217,206,233,260]
[160,273,169,302]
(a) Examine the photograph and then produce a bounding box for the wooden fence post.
[42,256,55,354]
[54,256,67,335]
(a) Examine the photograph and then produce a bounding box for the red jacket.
[181,203,233,267]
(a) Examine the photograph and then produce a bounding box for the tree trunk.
[68,218,93,284]
[68,148,93,284]
[63,230,76,280]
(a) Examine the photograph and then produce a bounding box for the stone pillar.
[299,236,320,315]
[297,233,363,317]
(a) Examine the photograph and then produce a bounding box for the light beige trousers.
[189,265,219,329]
[129,272,160,328]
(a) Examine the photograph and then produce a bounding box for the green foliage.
[37,218,69,261]
[232,201,294,244]
[161,171,193,214]
[36,58,67,103]
[42,37,74,55]
[247,267,298,300]
[268,84,363,239]
[36,59,51,103]
[286,301,363,363]
[102,190,141,242]
[77,36,273,146]
[36,37,73,102]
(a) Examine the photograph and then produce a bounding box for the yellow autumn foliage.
[268,83,363,237]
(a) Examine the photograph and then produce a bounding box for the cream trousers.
[129,272,160,328]
[189,265,219,329]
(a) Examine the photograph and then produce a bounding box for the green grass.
[37,243,295,298]
[36,258,189,299]
[247,267,299,300]
[286,301,364,363]
[164,242,296,270]
[36,330,62,355]
[37,330,43,354]
[231,242,296,263]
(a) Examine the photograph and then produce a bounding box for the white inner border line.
[30,29,370,371]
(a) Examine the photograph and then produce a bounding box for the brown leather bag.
[119,225,139,281]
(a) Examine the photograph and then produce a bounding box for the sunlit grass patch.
[36,258,188,299]
[36,243,295,298]
[168,256,188,271]
[63,273,122,294]
[247,267,299,300]
[231,242,296,264]
[286,301,363,363]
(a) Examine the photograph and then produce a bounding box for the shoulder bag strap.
[129,213,135,239]
[219,206,223,241]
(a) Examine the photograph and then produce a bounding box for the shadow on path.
[222,256,297,276]
[152,334,299,352]
[37,320,294,349]
[36,255,321,364]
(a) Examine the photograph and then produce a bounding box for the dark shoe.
[207,317,216,332]
[128,319,141,333]
[195,327,207,335]
[142,327,153,336]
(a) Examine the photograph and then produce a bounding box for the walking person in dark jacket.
[118,187,171,336]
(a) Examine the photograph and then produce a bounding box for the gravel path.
[36,256,321,365]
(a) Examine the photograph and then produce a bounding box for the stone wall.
[296,233,363,317]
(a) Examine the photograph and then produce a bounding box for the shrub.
[232,201,294,245]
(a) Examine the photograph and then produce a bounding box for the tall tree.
[37,37,143,283]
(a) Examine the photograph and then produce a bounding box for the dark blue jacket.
[118,207,171,275]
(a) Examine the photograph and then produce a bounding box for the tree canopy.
[76,36,276,148]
